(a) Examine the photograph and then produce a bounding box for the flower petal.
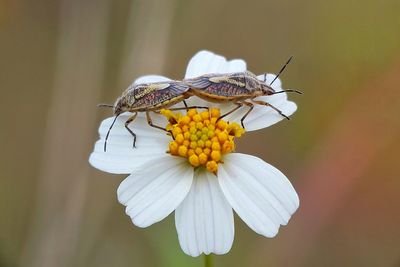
[184,50,247,107]
[184,50,246,79]
[117,155,193,228]
[218,153,299,238]
[175,169,234,257]
[133,75,172,84]
[89,113,169,174]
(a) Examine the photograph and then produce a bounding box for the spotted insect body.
[185,71,274,102]
[115,82,188,113]
[102,80,197,151]
[184,69,300,128]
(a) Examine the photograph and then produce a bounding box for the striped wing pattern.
[133,82,189,107]
[185,73,252,97]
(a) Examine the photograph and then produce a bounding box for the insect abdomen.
[203,82,251,97]
[130,90,180,110]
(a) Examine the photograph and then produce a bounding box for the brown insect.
[99,80,204,151]
[184,57,301,128]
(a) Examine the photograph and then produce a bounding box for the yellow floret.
[211,141,220,151]
[210,150,221,162]
[190,134,198,141]
[222,140,234,153]
[217,132,228,143]
[199,153,208,164]
[189,154,200,167]
[210,108,220,118]
[192,114,202,122]
[163,108,244,173]
[175,133,184,144]
[187,109,197,117]
[178,145,188,157]
[197,140,205,148]
[190,141,197,149]
[180,115,191,125]
[189,126,196,134]
[195,147,203,155]
[187,149,195,157]
[173,127,182,136]
[217,120,227,130]
[205,140,212,148]
[206,161,218,173]
[169,141,178,154]
[183,132,191,140]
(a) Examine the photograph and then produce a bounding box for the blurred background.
[1,0,400,266]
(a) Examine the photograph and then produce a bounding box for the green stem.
[204,254,214,267]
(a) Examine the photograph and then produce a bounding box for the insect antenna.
[97,103,114,108]
[270,89,303,95]
[104,113,121,152]
[270,56,293,86]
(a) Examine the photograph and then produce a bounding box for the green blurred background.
[1,0,400,266]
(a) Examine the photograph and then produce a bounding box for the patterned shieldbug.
[183,57,301,128]
[99,80,204,151]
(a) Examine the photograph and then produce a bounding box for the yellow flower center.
[161,108,245,173]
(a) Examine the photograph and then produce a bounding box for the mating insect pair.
[100,57,301,151]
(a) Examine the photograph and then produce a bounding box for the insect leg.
[124,112,138,148]
[251,99,290,120]
[183,100,188,110]
[146,111,175,139]
[168,106,209,111]
[146,111,170,132]
[217,102,243,123]
[239,102,254,129]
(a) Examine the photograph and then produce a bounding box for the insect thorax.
[242,71,263,92]
[225,71,263,89]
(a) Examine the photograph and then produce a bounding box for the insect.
[99,80,204,152]
[183,57,301,128]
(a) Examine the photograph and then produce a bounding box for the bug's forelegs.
[146,111,175,140]
[239,102,254,129]
[124,112,138,148]
[183,100,188,110]
[168,106,209,111]
[251,99,290,120]
[146,111,169,132]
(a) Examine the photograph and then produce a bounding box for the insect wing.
[186,73,251,97]
[160,81,190,95]
[134,81,189,107]
[184,75,214,89]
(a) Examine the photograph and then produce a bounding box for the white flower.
[89,50,299,257]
